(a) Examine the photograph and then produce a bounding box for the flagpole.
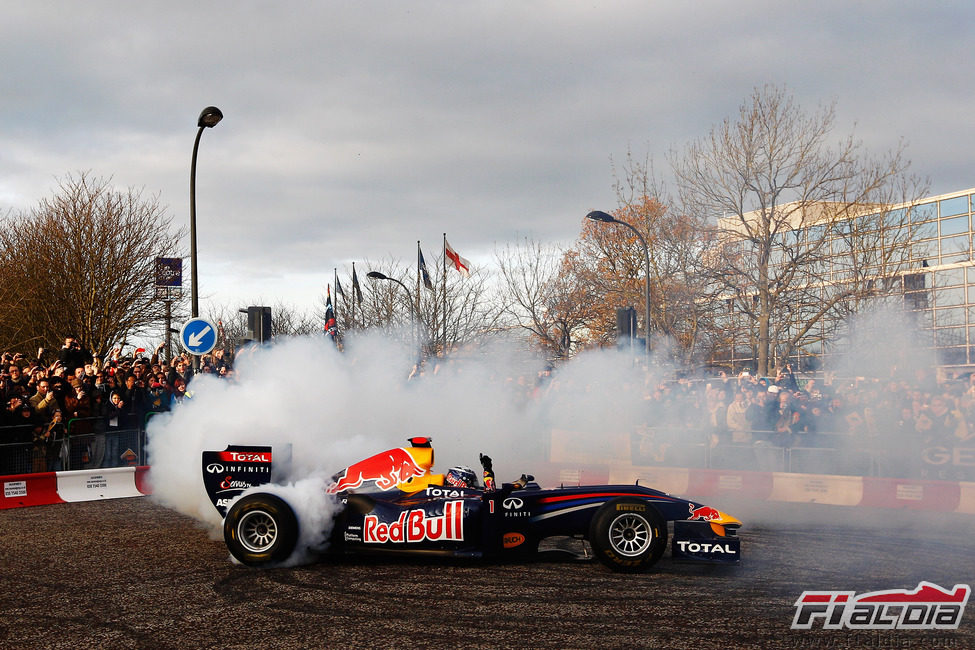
[416,241,421,313]
[442,233,447,355]
[351,261,357,328]
[416,241,422,358]
[333,267,339,324]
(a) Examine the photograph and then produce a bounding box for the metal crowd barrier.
[0,412,165,476]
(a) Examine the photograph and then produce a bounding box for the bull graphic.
[328,448,426,493]
[688,503,721,521]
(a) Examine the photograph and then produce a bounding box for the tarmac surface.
[1,497,974,649]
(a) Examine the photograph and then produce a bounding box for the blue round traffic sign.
[179,317,218,355]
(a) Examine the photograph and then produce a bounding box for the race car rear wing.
[202,444,291,517]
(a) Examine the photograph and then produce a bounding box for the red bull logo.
[327,447,427,493]
[688,503,721,521]
[363,500,464,544]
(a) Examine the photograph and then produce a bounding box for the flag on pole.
[352,267,363,305]
[418,246,434,290]
[444,239,471,277]
[324,286,337,340]
[335,275,345,299]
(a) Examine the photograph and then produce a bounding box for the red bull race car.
[202,437,742,572]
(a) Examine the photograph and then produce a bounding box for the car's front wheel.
[224,493,298,567]
[588,497,667,572]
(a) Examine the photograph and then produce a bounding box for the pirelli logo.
[616,503,646,512]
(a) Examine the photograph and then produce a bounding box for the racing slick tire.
[224,493,299,567]
[588,497,667,573]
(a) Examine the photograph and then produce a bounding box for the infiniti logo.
[206,463,224,473]
[503,497,523,510]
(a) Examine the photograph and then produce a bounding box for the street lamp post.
[586,210,652,359]
[189,106,222,373]
[367,271,416,352]
[189,106,223,320]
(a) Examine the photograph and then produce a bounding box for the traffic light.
[241,306,272,343]
[616,307,636,339]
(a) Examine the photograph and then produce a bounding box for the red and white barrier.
[1,466,151,509]
[540,462,975,515]
[5,461,974,514]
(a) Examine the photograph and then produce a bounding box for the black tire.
[588,497,667,572]
[224,493,299,567]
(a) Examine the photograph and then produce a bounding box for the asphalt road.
[1,497,973,649]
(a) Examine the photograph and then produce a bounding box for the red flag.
[324,286,337,341]
[445,239,470,277]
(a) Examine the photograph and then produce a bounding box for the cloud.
[2,1,974,311]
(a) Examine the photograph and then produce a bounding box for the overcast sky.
[2,1,973,318]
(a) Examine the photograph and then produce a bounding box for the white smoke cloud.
[145,330,590,557]
[145,308,954,567]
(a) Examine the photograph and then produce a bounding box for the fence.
[0,413,160,476]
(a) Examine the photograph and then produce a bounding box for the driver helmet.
[444,465,478,488]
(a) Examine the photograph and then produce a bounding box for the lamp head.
[586,210,617,223]
[366,271,388,280]
[198,106,223,128]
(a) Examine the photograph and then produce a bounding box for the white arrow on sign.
[188,325,213,347]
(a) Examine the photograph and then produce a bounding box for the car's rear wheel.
[224,493,298,567]
[588,497,666,572]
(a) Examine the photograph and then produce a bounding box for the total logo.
[425,487,468,499]
[217,451,271,463]
[364,500,464,544]
[674,541,736,554]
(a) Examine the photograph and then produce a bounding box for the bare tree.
[671,86,927,375]
[0,173,183,357]
[496,238,596,359]
[603,153,724,364]
[330,256,503,357]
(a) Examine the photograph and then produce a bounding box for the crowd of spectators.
[626,365,974,478]
[6,337,975,479]
[470,360,975,479]
[0,336,234,474]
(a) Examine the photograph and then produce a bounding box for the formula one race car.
[202,437,742,572]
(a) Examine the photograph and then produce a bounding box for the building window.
[938,347,968,365]
[940,215,970,236]
[937,287,966,308]
[939,195,970,218]
[935,307,966,327]
[904,273,928,291]
[941,235,970,263]
[912,202,937,222]
[935,268,965,287]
